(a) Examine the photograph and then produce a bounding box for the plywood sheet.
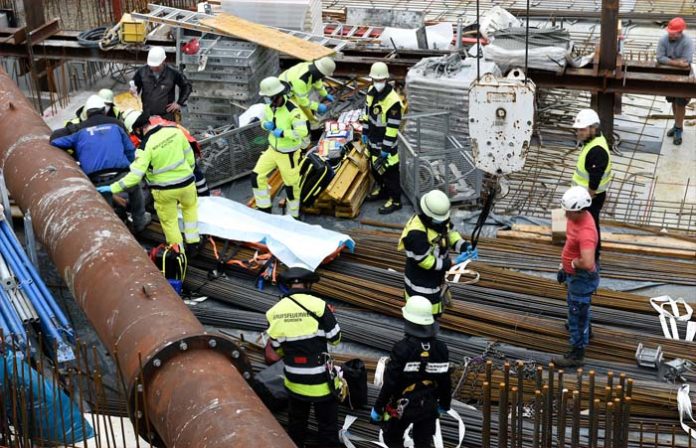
[200,13,334,61]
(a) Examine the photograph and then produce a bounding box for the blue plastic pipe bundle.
[0,219,75,363]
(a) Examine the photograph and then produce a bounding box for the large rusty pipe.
[0,68,295,448]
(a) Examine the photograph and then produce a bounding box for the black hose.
[77,26,109,48]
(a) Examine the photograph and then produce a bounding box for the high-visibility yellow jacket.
[266,291,342,400]
[280,62,329,113]
[572,135,613,193]
[363,85,403,167]
[111,125,195,194]
[263,100,309,153]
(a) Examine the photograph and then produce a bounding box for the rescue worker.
[252,76,309,218]
[265,268,342,448]
[370,296,451,448]
[131,46,192,121]
[280,56,336,139]
[656,17,693,145]
[398,190,467,318]
[50,95,149,233]
[571,109,613,259]
[122,109,210,197]
[554,187,600,368]
[362,62,404,215]
[96,113,199,251]
[65,88,124,125]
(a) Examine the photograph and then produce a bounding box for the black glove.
[557,269,567,284]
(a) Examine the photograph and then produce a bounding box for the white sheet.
[195,196,355,270]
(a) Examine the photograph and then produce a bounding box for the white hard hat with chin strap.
[572,109,600,129]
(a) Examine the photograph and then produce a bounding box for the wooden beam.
[200,13,334,61]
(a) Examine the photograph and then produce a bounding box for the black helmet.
[278,267,320,286]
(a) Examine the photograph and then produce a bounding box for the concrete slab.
[652,114,696,205]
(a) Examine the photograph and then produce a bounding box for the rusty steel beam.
[595,0,620,144]
[0,67,295,448]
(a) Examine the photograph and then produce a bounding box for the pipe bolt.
[179,341,188,351]
[208,339,217,348]
[137,384,143,393]
[232,350,240,359]
[153,358,161,367]
[243,371,251,379]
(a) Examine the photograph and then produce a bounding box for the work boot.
[673,127,683,145]
[666,125,677,137]
[365,184,385,202]
[378,199,402,215]
[133,211,152,234]
[553,348,585,368]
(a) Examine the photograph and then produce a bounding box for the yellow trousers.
[151,182,199,246]
[253,148,301,218]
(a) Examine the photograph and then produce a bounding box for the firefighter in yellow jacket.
[362,62,404,215]
[252,77,309,218]
[280,57,336,133]
[398,190,468,318]
[97,114,199,250]
[266,268,342,447]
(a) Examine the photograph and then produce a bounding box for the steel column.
[0,67,295,448]
[596,0,620,144]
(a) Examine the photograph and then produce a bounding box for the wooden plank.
[326,149,366,201]
[551,208,566,245]
[497,230,695,260]
[200,13,334,61]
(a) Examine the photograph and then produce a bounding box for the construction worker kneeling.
[398,190,469,318]
[252,76,309,219]
[97,113,200,252]
[371,296,451,448]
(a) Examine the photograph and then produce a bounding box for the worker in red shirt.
[554,186,600,368]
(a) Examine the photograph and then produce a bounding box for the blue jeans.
[565,269,600,349]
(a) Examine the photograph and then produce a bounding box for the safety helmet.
[369,62,390,80]
[278,267,320,286]
[402,296,434,326]
[667,17,686,33]
[122,109,142,133]
[420,190,451,222]
[259,76,287,97]
[147,46,167,67]
[98,89,114,105]
[84,95,106,112]
[561,186,592,212]
[571,109,600,129]
[314,57,336,77]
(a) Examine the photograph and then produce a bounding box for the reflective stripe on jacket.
[280,62,329,114]
[363,85,403,167]
[111,125,195,193]
[572,135,613,193]
[266,292,341,400]
[263,100,309,153]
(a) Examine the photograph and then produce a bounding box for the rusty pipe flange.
[128,333,253,446]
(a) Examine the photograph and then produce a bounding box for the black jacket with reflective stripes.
[375,335,451,412]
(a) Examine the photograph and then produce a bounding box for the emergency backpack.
[298,152,334,206]
[149,243,188,281]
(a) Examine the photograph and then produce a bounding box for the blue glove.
[324,94,335,103]
[317,103,328,114]
[361,134,368,145]
[454,247,478,264]
[96,185,112,194]
[380,150,390,159]
[272,128,284,138]
[370,408,383,423]
[261,121,275,131]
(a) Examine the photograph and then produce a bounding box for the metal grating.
[197,123,269,187]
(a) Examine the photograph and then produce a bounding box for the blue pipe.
[0,229,61,344]
[0,221,72,338]
[0,286,26,348]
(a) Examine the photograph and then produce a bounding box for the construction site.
[0,0,694,447]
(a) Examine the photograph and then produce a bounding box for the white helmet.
[572,109,600,129]
[402,296,434,326]
[369,62,390,80]
[84,95,106,112]
[98,88,114,105]
[259,76,286,97]
[147,46,167,67]
[561,186,592,211]
[314,57,336,77]
[122,109,142,133]
[420,190,451,222]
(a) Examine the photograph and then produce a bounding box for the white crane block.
[468,70,535,176]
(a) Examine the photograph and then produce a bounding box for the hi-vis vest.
[365,89,403,166]
[573,135,613,193]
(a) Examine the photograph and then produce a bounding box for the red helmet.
[182,38,200,55]
[667,17,686,33]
